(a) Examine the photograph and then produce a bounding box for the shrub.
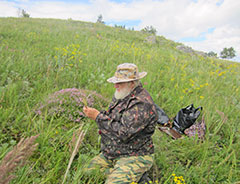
[207,51,218,58]
[35,88,109,122]
[141,25,157,35]
[97,14,104,24]
[18,9,30,18]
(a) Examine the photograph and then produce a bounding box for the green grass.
[0,17,239,184]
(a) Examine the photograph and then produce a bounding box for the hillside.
[0,17,239,184]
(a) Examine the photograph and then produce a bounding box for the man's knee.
[84,153,113,173]
[105,154,154,184]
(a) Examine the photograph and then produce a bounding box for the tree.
[18,8,30,18]
[207,51,218,57]
[220,47,236,59]
[141,26,157,35]
[97,14,104,24]
[114,24,126,29]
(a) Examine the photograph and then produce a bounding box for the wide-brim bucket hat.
[107,63,147,83]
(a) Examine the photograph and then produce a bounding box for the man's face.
[114,82,133,99]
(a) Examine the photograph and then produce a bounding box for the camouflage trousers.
[85,153,154,184]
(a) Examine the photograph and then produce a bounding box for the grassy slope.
[0,17,239,184]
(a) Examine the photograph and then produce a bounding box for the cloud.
[0,1,19,17]
[0,0,239,61]
[185,25,240,61]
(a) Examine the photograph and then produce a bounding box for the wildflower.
[182,88,188,94]
[189,79,194,83]
[210,71,215,76]
[218,71,226,76]
[171,173,186,184]
[200,96,204,99]
[35,88,108,122]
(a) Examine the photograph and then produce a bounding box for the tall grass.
[0,17,239,183]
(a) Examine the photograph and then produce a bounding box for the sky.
[0,0,240,62]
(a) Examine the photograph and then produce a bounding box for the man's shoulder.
[131,87,155,109]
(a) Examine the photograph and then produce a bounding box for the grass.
[0,17,239,184]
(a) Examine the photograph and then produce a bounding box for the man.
[83,63,157,184]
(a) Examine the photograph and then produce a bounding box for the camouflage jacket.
[96,84,157,160]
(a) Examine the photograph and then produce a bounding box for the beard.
[114,85,132,100]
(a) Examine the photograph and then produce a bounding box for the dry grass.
[0,135,39,184]
[62,124,86,184]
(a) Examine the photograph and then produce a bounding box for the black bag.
[173,104,202,134]
[155,104,170,126]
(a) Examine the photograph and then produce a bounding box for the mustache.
[114,87,132,100]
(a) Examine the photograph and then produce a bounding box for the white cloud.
[0,1,19,17]
[0,0,239,61]
[185,25,240,61]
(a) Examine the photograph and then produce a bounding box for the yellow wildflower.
[189,79,194,83]
[218,71,226,76]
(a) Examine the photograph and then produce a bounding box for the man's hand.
[83,106,100,121]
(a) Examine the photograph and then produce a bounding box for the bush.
[141,26,157,35]
[18,9,30,18]
[96,14,104,24]
[35,88,108,122]
[207,51,218,58]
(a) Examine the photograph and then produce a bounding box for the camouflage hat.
[107,63,147,83]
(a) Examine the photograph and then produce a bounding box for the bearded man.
[83,63,157,184]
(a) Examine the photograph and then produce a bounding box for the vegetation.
[96,14,104,24]
[0,17,239,184]
[141,25,157,35]
[220,47,236,59]
[18,9,30,18]
[207,51,218,58]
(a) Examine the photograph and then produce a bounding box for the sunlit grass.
[0,17,239,183]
